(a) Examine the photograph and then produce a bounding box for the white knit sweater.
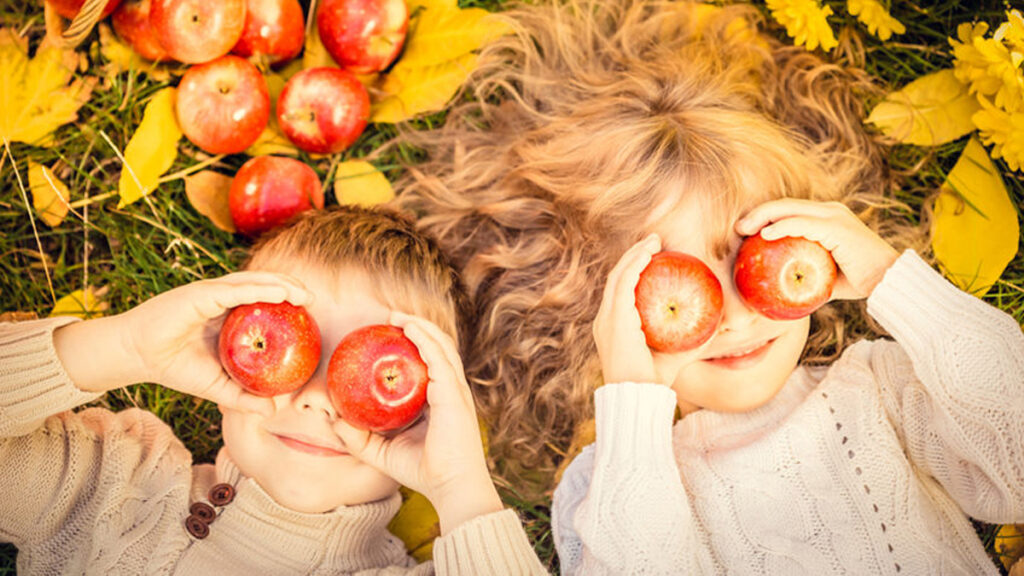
[0,317,548,575]
[553,251,1024,575]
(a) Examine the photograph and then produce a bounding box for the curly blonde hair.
[395,0,927,496]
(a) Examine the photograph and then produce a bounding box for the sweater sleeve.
[430,509,549,575]
[866,250,1024,523]
[551,382,700,575]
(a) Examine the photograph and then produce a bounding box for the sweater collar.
[673,365,825,453]
[197,450,406,573]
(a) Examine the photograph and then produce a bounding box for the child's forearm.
[53,315,145,393]
[432,471,505,536]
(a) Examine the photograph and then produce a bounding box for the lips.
[272,432,348,457]
[702,337,776,370]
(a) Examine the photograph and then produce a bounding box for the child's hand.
[593,233,662,385]
[735,199,900,300]
[333,312,503,534]
[57,272,312,414]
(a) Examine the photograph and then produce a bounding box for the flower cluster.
[766,0,904,51]
[951,11,1024,171]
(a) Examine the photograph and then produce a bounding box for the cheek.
[220,410,269,472]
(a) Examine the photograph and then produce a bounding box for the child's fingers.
[390,311,466,382]
[757,216,840,252]
[401,322,472,411]
[196,375,275,416]
[598,234,661,324]
[333,419,387,467]
[191,279,314,320]
[736,199,846,236]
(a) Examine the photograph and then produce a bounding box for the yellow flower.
[766,0,838,51]
[994,9,1024,52]
[950,23,1024,112]
[846,0,905,41]
[972,98,1024,171]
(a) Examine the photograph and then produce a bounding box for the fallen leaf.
[931,137,1020,296]
[246,72,300,156]
[97,23,174,82]
[118,87,183,208]
[866,69,980,146]
[302,21,339,71]
[49,286,109,319]
[399,4,511,68]
[28,161,71,227]
[388,487,440,563]
[0,27,95,147]
[995,524,1024,571]
[371,53,477,123]
[333,160,395,206]
[184,170,236,233]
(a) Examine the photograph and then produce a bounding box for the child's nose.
[716,271,760,333]
[290,370,337,420]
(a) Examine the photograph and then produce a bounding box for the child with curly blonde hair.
[396,0,1024,573]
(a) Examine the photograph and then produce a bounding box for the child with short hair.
[0,206,548,575]
[395,0,1024,573]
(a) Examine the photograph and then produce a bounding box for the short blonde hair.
[396,0,927,495]
[245,206,466,345]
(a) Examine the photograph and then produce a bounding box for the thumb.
[333,419,390,470]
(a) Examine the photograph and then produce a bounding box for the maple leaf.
[0,28,95,147]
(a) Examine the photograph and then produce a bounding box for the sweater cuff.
[0,317,103,436]
[432,508,546,574]
[594,382,677,467]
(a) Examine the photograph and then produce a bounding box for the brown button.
[209,483,236,506]
[189,501,216,523]
[185,515,209,539]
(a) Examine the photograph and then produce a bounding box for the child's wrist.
[433,474,504,535]
[53,315,144,393]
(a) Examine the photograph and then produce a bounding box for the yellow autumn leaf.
[0,28,95,147]
[246,72,300,157]
[303,22,339,71]
[333,161,395,206]
[400,5,511,68]
[97,24,173,82]
[995,524,1024,571]
[931,137,1020,296]
[118,87,183,208]
[388,487,440,563]
[372,53,477,123]
[49,286,109,319]
[28,162,71,227]
[866,69,980,146]
[184,170,236,233]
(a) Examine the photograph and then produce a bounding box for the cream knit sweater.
[553,251,1024,575]
[0,317,548,575]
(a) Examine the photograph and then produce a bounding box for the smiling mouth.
[273,434,349,457]
[703,338,776,369]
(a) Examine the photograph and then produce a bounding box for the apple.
[733,234,837,321]
[47,0,122,21]
[176,55,270,155]
[635,251,724,353]
[150,0,246,64]
[229,156,324,236]
[111,0,170,62]
[327,324,429,433]
[276,67,369,154]
[317,0,408,74]
[218,301,322,397]
[232,0,305,65]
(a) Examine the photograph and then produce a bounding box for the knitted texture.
[554,251,1024,575]
[0,318,547,575]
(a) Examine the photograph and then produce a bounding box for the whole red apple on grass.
[218,301,322,397]
[635,251,724,353]
[150,0,246,64]
[317,0,408,74]
[47,0,122,21]
[277,67,370,155]
[327,324,429,433]
[176,55,270,155]
[232,0,305,65]
[112,0,170,62]
[229,156,324,236]
[733,234,837,321]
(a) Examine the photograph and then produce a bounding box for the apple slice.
[635,251,724,353]
[733,234,837,321]
[218,301,322,397]
[327,324,429,433]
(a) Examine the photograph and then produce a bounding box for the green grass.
[1,0,1022,573]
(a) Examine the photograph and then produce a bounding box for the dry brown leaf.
[184,170,236,233]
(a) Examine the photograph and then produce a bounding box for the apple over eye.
[327,325,430,433]
[733,234,838,321]
[218,302,322,397]
[635,251,725,353]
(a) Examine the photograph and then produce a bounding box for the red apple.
[232,0,305,65]
[229,156,324,236]
[150,0,246,64]
[635,251,724,353]
[46,0,122,21]
[111,0,170,62]
[218,301,322,397]
[176,55,270,155]
[327,324,429,433]
[317,0,408,74]
[276,67,369,155]
[733,234,837,321]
